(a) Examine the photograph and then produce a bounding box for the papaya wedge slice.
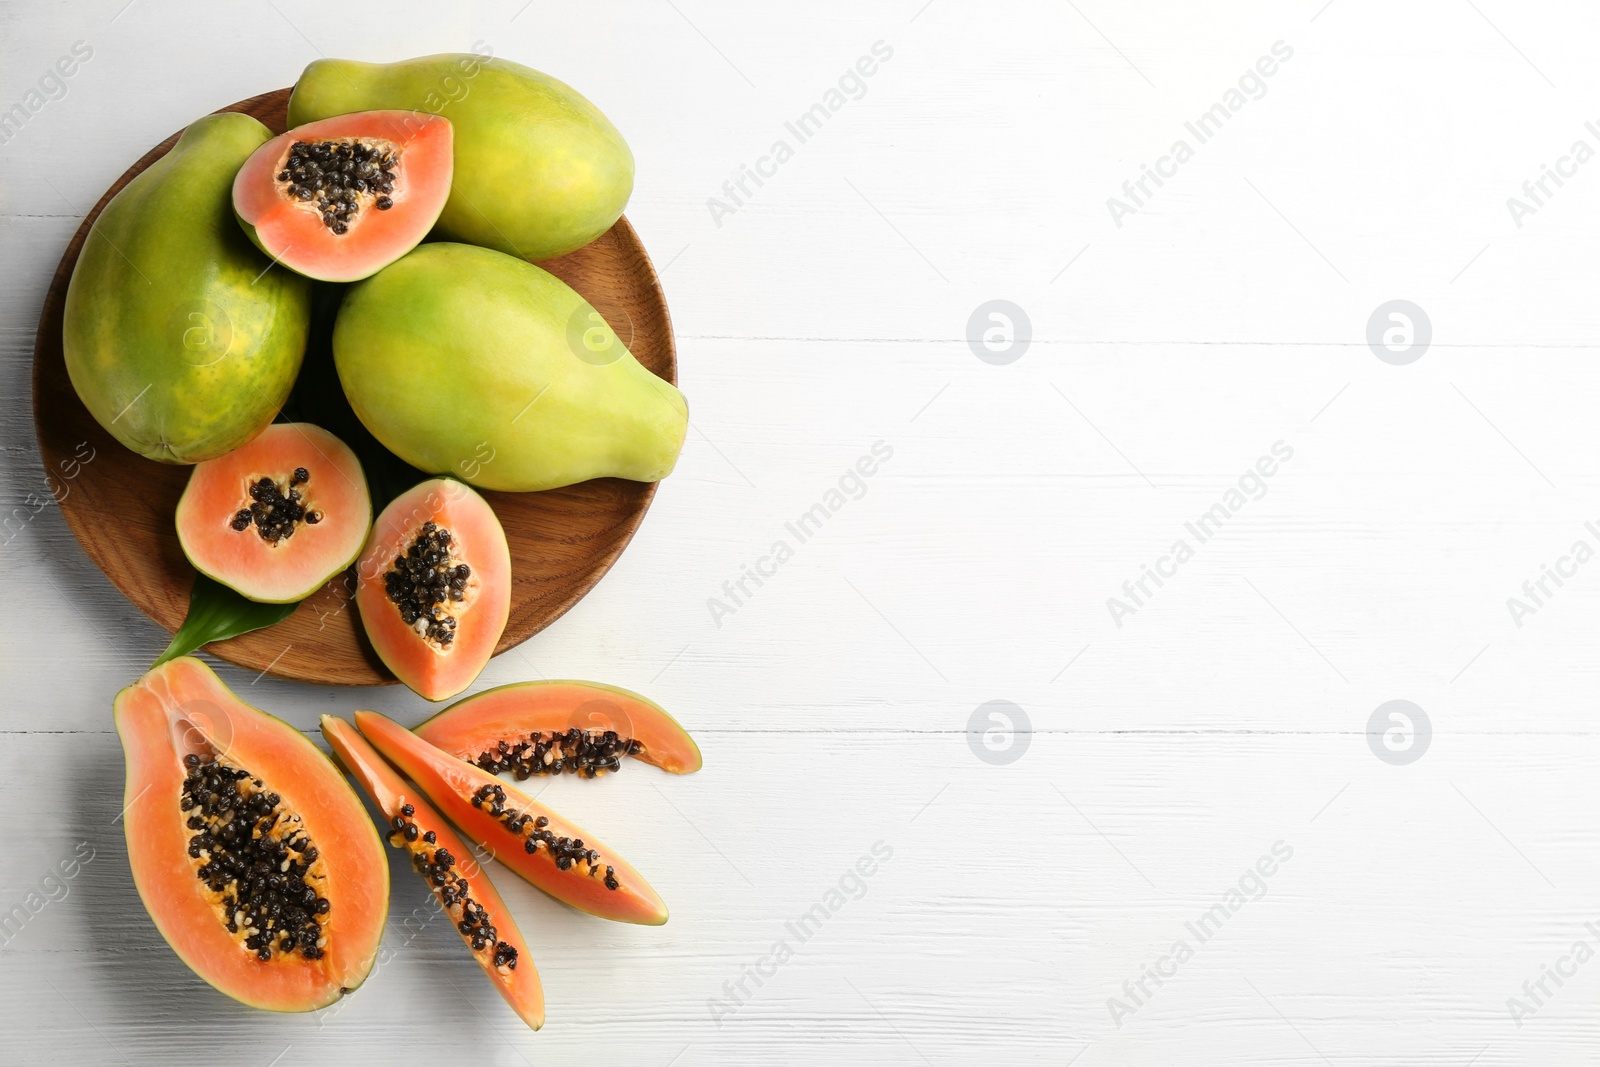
[321,716,543,1029]
[415,680,702,779]
[354,711,667,925]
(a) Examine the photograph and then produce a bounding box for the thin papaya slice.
[415,680,702,779]
[321,716,543,1029]
[113,658,388,1011]
[354,711,667,925]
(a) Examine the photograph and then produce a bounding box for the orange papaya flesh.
[354,711,667,925]
[175,422,371,604]
[321,716,544,1029]
[233,110,452,283]
[113,657,388,1011]
[354,478,509,702]
[415,679,702,778]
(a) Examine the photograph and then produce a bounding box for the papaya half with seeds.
[354,477,510,702]
[288,53,633,261]
[233,110,453,283]
[355,711,668,926]
[416,680,702,779]
[113,657,388,1011]
[321,716,543,1029]
[175,422,371,604]
[64,112,310,464]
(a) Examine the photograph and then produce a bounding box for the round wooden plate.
[31,89,675,687]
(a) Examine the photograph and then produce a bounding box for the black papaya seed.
[179,755,330,961]
[276,137,400,235]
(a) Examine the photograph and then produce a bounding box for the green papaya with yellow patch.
[333,242,686,492]
[63,112,311,463]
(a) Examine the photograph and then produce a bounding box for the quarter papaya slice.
[175,422,371,604]
[354,711,667,925]
[321,716,543,1029]
[233,110,452,282]
[355,478,510,701]
[113,657,388,1011]
[416,680,702,779]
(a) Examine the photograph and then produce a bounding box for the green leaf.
[152,574,299,669]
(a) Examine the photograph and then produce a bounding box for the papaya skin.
[333,243,688,492]
[63,112,311,463]
[288,54,633,260]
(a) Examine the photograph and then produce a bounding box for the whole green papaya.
[63,112,310,463]
[288,53,634,261]
[333,243,687,492]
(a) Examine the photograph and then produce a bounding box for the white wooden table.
[5,0,1600,1062]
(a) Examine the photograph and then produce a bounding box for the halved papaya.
[113,657,388,1011]
[355,478,510,701]
[175,422,371,604]
[321,716,543,1029]
[233,110,452,282]
[416,680,702,779]
[355,711,667,925]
